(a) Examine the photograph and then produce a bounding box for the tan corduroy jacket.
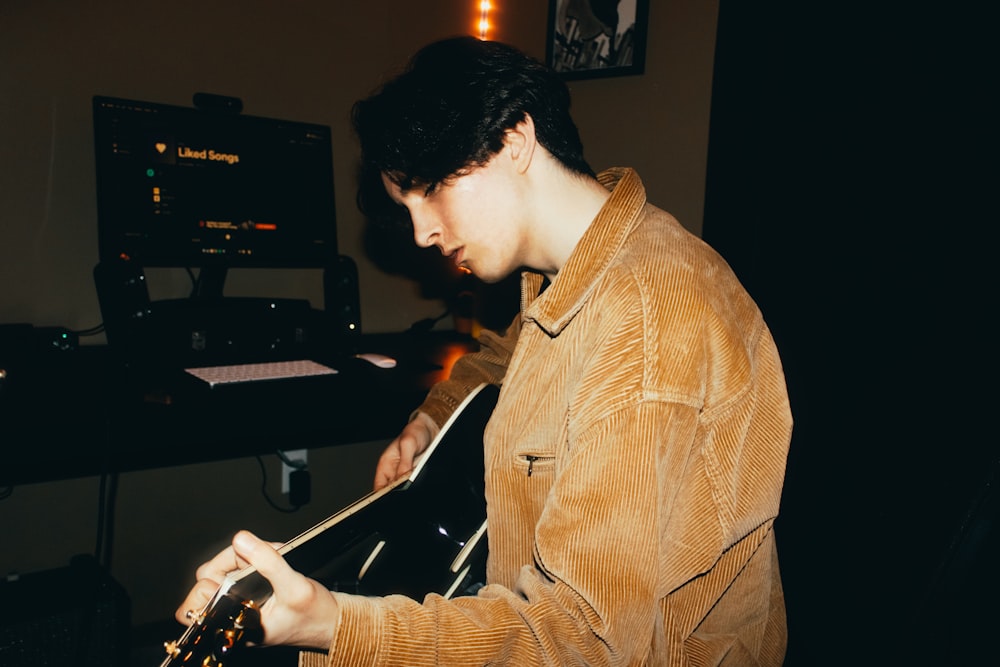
[304,168,792,666]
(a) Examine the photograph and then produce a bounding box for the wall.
[0,0,717,337]
[0,1,721,628]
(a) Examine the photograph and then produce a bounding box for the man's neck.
[528,166,611,282]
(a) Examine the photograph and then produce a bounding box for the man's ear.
[505,114,537,173]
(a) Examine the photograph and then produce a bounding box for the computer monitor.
[92,95,354,364]
[92,95,337,275]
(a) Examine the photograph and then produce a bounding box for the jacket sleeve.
[415,314,522,427]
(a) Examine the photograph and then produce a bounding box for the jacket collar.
[521,167,647,336]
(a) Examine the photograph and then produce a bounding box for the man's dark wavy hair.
[352,36,593,228]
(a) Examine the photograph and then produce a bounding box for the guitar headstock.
[159,595,262,667]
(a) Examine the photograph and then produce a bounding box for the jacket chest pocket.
[515,453,557,478]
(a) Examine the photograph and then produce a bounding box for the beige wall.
[0,0,719,625]
[0,0,716,335]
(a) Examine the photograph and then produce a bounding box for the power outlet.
[280,449,308,493]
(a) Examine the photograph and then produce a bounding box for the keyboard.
[184,359,338,387]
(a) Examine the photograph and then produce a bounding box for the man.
[177,37,792,665]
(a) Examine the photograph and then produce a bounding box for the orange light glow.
[477,1,492,40]
[439,344,470,377]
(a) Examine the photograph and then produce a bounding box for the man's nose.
[411,210,440,249]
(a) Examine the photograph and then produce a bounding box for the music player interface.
[94,96,336,269]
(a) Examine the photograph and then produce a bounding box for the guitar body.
[160,383,498,666]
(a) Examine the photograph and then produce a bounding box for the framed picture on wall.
[546,0,649,80]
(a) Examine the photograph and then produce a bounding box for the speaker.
[93,259,153,351]
[0,555,130,666]
[324,255,362,351]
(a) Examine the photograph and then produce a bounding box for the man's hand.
[175,531,339,651]
[373,411,439,490]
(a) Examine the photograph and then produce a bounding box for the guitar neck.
[228,474,409,600]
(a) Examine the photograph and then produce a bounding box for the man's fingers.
[373,445,414,490]
[175,535,273,626]
[193,544,246,584]
[232,531,295,591]
[373,413,438,490]
[175,578,220,625]
[175,530,338,649]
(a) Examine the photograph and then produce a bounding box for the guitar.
[159,382,499,666]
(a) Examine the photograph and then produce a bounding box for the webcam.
[192,92,243,114]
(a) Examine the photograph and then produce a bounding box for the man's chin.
[470,270,507,284]
[462,260,520,284]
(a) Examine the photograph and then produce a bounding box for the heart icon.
[155,142,167,154]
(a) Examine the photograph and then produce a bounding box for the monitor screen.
[92,95,337,269]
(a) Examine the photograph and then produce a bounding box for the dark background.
[703,3,994,665]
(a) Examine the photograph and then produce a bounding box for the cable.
[406,308,451,334]
[275,449,308,470]
[0,486,12,500]
[72,323,106,337]
[255,455,303,513]
[94,412,118,569]
[94,470,119,569]
[185,267,198,297]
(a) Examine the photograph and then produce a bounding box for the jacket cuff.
[327,592,385,667]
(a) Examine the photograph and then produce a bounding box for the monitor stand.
[191,266,228,300]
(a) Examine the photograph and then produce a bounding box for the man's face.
[381,155,526,284]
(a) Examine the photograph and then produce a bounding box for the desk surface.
[0,332,477,486]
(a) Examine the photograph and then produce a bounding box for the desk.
[0,332,477,486]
